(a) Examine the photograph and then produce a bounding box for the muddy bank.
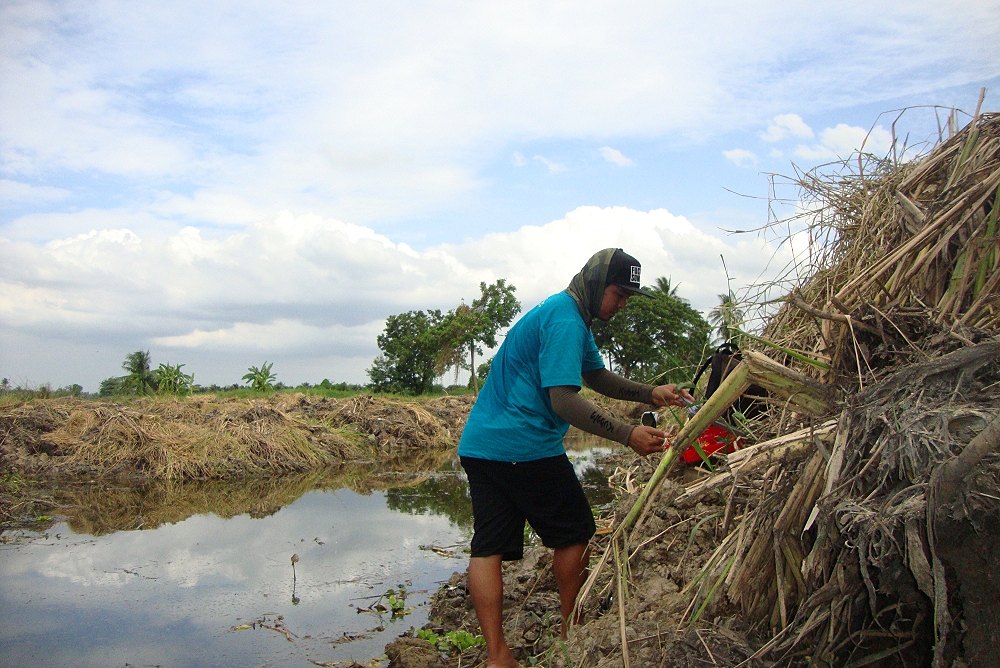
[417,463,762,668]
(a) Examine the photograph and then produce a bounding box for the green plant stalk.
[619,364,751,534]
[613,537,631,668]
[973,187,999,299]
[743,350,833,416]
[689,552,737,625]
[736,330,831,370]
[944,126,981,191]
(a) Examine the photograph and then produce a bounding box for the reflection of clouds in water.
[19,490,457,593]
[567,445,615,474]
[30,514,257,589]
[0,484,471,667]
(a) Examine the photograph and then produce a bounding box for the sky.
[2,1,999,392]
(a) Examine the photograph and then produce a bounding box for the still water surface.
[0,446,614,667]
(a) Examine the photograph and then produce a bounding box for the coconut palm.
[652,276,680,297]
[707,293,744,343]
[123,350,156,395]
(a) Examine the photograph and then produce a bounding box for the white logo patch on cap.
[630,265,641,285]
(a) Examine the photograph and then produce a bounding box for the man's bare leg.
[552,543,590,639]
[468,555,520,667]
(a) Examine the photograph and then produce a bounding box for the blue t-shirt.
[457,291,605,462]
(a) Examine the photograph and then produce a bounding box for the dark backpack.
[692,342,767,420]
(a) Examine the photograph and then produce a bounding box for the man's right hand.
[628,425,669,456]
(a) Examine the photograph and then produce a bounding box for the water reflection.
[0,444,619,667]
[51,452,459,536]
[0,467,473,668]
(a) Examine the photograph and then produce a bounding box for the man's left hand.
[650,383,694,408]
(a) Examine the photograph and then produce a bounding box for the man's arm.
[550,384,634,444]
[582,368,653,403]
[549,386,668,456]
[583,368,694,408]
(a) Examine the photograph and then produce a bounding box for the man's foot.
[486,650,522,668]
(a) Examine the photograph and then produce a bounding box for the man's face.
[597,285,632,321]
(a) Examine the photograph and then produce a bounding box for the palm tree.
[652,276,680,297]
[707,294,744,343]
[123,350,155,395]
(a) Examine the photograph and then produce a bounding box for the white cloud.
[532,155,567,173]
[723,148,758,167]
[794,123,894,162]
[1,0,997,391]
[3,1,995,229]
[760,113,814,142]
[1,206,795,390]
[0,178,70,203]
[598,146,634,167]
[153,319,381,354]
[150,191,265,227]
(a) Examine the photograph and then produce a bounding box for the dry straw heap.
[584,98,999,667]
[0,394,473,483]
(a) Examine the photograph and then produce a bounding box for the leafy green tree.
[243,362,277,392]
[592,278,712,385]
[155,363,194,395]
[123,350,156,395]
[471,358,492,389]
[99,376,126,396]
[368,310,446,394]
[707,293,744,343]
[438,280,521,394]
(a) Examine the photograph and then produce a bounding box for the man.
[457,248,694,667]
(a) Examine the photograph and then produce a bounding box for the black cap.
[606,249,654,297]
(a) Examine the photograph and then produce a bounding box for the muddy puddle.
[0,441,616,667]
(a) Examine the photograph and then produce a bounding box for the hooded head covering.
[566,248,654,324]
[567,248,651,325]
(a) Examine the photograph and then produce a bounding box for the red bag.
[681,423,741,464]
[681,341,765,465]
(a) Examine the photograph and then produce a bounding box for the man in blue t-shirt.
[457,248,694,667]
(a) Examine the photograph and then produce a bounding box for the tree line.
[89,354,365,397]
[1,278,742,398]
[368,277,741,394]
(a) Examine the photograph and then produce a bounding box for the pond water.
[0,443,616,667]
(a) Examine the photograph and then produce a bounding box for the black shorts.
[461,454,596,561]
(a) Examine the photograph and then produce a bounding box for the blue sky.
[2,1,999,392]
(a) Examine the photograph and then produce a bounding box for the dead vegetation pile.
[416,102,999,668]
[0,393,473,524]
[584,104,999,667]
